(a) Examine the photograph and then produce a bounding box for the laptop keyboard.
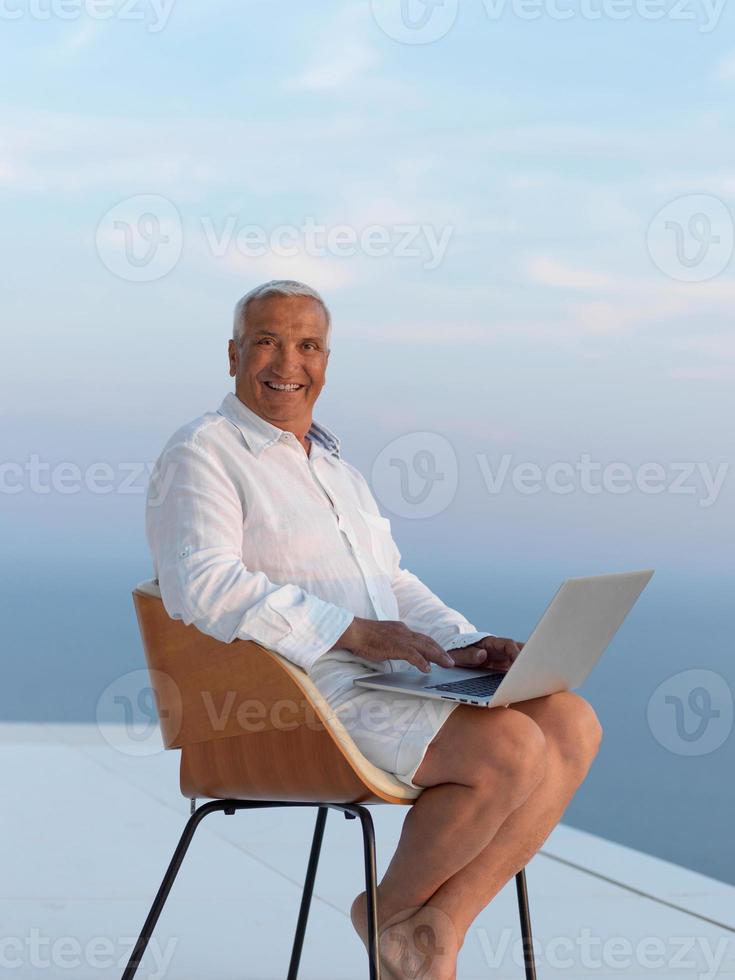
[427,673,506,698]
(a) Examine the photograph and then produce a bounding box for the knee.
[477,710,548,804]
[546,692,603,774]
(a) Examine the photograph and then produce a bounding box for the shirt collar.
[217,391,341,460]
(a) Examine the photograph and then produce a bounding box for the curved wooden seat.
[133,581,421,806]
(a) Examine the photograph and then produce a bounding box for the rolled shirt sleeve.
[145,441,355,672]
[390,565,494,652]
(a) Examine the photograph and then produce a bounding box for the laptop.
[353,569,654,708]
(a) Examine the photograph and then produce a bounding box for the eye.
[257,338,274,345]
[303,342,317,350]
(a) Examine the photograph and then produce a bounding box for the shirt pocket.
[357,507,398,576]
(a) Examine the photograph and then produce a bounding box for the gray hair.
[232,280,332,348]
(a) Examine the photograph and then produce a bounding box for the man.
[146,280,602,979]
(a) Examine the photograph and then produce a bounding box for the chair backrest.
[132,580,420,805]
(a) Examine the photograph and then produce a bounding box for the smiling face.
[227,293,330,436]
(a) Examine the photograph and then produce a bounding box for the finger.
[413,630,452,659]
[481,643,515,670]
[409,651,432,673]
[450,645,487,667]
[416,643,455,669]
[489,636,521,658]
[411,632,456,668]
[397,645,432,673]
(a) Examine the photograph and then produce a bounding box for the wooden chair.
[121,580,537,980]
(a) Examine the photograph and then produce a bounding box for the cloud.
[202,240,359,293]
[671,334,735,374]
[285,38,379,92]
[563,296,687,335]
[525,256,615,290]
[339,318,567,345]
[284,3,381,93]
[673,334,735,355]
[62,20,104,52]
[713,49,735,82]
[670,364,735,380]
[518,254,735,339]
[651,173,735,197]
[0,108,374,196]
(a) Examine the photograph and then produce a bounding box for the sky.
[1,0,734,881]
[2,0,733,581]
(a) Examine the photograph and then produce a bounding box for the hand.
[333,617,457,674]
[448,636,525,673]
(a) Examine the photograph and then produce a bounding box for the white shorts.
[308,652,460,788]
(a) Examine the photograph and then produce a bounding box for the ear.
[228,339,236,377]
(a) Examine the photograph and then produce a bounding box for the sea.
[2,557,733,886]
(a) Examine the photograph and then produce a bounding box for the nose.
[270,344,303,379]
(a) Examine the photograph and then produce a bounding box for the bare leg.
[350,703,548,978]
[426,692,603,944]
[351,692,602,979]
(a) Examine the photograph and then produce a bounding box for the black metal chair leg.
[287,806,329,980]
[346,804,381,980]
[121,800,232,980]
[121,799,534,980]
[515,868,537,980]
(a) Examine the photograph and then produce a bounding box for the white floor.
[2,723,733,979]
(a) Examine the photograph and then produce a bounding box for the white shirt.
[145,392,492,701]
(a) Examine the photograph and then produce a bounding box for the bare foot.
[350,891,459,980]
